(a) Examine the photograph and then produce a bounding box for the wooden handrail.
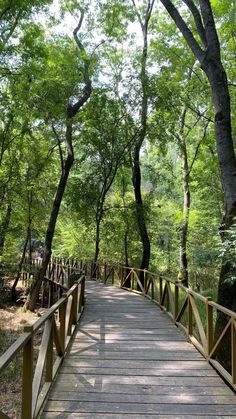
[0,274,85,419]
[18,256,236,390]
[88,259,236,391]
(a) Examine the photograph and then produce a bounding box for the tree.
[131,0,155,276]
[24,9,92,311]
[159,0,236,308]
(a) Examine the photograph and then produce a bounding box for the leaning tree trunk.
[24,145,75,311]
[205,60,236,371]
[24,11,92,311]
[159,0,236,369]
[202,61,236,311]
[160,0,236,307]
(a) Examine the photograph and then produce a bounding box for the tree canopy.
[0,0,236,316]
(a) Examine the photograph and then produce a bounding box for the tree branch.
[52,123,64,172]
[159,0,205,63]
[198,0,220,55]
[188,122,209,175]
[67,9,92,118]
[131,0,144,31]
[182,0,207,48]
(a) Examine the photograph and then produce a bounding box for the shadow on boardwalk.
[42,280,236,418]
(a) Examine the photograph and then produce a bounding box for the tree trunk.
[11,227,30,301]
[132,147,150,274]
[0,204,12,256]
[202,62,236,316]
[24,147,74,311]
[159,0,236,303]
[123,228,131,287]
[131,0,154,282]
[159,0,236,367]
[124,228,129,268]
[23,13,92,311]
[93,215,101,279]
[179,143,190,287]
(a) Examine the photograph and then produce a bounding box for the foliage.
[1,0,236,296]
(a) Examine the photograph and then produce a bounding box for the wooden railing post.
[48,281,54,308]
[22,326,33,419]
[72,286,78,324]
[45,319,53,383]
[188,295,193,336]
[104,262,107,283]
[206,297,213,357]
[159,276,163,304]
[111,267,114,285]
[120,266,124,288]
[131,270,134,291]
[174,282,179,321]
[231,320,236,384]
[59,296,67,353]
[144,270,147,296]
[151,276,154,300]
[166,282,170,312]
[80,277,85,308]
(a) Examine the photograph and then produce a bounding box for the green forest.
[1,0,236,313]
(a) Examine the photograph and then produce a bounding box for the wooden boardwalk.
[42,280,236,418]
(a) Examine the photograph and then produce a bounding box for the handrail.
[0,274,85,419]
[88,260,236,391]
[21,257,84,308]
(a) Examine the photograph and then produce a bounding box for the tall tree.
[24,9,92,311]
[159,0,236,325]
[131,0,155,276]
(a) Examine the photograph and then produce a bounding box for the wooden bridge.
[1,260,236,418]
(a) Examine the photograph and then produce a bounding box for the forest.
[0,0,236,314]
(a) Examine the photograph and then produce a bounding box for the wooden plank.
[55,374,226,386]
[42,280,236,417]
[63,359,213,369]
[48,392,236,404]
[68,352,202,361]
[74,328,186,342]
[74,335,186,341]
[42,414,236,419]
[51,382,234,396]
[59,366,218,377]
[67,352,203,360]
[69,342,196,351]
[44,400,236,415]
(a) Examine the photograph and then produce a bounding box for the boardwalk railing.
[88,260,236,391]
[21,257,86,307]
[0,273,85,419]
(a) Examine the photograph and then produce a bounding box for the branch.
[188,122,209,175]
[67,9,92,118]
[198,0,220,55]
[52,123,64,172]
[159,0,205,63]
[182,0,207,48]
[1,9,23,48]
[131,0,144,31]
[185,103,214,123]
[146,0,155,24]
[0,4,11,21]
